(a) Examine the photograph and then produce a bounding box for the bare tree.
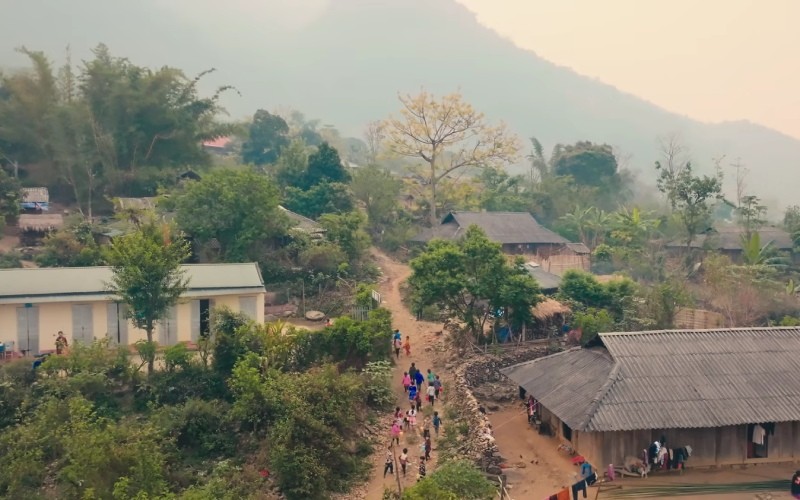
[729,157,748,207]
[657,133,690,176]
[384,90,519,224]
[364,120,385,165]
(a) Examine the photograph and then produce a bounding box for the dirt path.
[358,250,448,500]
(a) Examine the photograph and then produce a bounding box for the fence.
[674,308,725,329]
[349,306,372,322]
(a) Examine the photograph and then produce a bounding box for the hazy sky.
[457,0,800,140]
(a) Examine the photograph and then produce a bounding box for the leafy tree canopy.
[552,141,618,187]
[174,168,289,261]
[409,226,541,339]
[241,109,289,165]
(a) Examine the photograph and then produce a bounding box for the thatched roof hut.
[532,298,570,321]
[18,214,63,232]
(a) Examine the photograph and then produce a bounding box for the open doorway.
[747,423,769,458]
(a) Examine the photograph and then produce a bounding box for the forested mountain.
[1,0,798,206]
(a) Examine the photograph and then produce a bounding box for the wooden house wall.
[541,402,800,468]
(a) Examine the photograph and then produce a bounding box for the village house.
[20,187,50,212]
[665,226,795,262]
[0,263,266,355]
[410,211,589,258]
[17,213,64,245]
[502,327,800,469]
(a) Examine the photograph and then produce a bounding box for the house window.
[747,423,769,458]
[562,422,573,442]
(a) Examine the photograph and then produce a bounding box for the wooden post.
[393,443,402,495]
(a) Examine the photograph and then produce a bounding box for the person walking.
[393,329,402,342]
[399,448,409,477]
[414,369,424,392]
[434,375,443,399]
[408,380,418,405]
[426,369,435,385]
[391,421,401,445]
[403,335,411,356]
[426,383,436,407]
[402,372,411,393]
[393,336,402,359]
[424,436,432,461]
[408,362,417,382]
[383,447,394,477]
[418,456,426,481]
[407,406,417,430]
[433,411,442,437]
[414,392,422,412]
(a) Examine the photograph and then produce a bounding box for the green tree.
[0,168,21,231]
[106,222,190,375]
[283,181,355,220]
[783,205,800,233]
[736,194,767,237]
[274,138,309,192]
[36,223,105,267]
[655,162,722,250]
[319,211,371,262]
[402,460,496,500]
[385,90,519,224]
[175,169,288,261]
[610,206,660,248]
[409,226,541,340]
[478,168,530,212]
[552,141,618,187]
[301,142,350,189]
[350,164,402,234]
[241,109,289,165]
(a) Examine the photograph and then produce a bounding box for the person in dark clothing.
[519,386,526,399]
[414,369,424,391]
[791,469,800,498]
[383,447,394,477]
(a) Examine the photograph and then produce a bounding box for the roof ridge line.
[576,360,620,432]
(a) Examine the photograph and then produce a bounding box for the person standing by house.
[792,469,800,499]
[383,446,394,477]
[55,331,68,355]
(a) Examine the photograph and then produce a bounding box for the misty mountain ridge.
[1,0,798,210]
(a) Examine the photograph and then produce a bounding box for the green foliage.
[273,138,309,192]
[106,222,190,374]
[241,109,289,165]
[573,308,615,344]
[778,316,800,326]
[655,162,722,248]
[174,168,288,261]
[350,164,403,236]
[558,270,637,321]
[0,251,22,268]
[409,226,541,340]
[736,194,767,236]
[155,398,236,458]
[163,342,193,373]
[0,46,232,212]
[35,223,106,267]
[303,141,351,189]
[362,360,394,409]
[402,460,496,500]
[320,211,371,262]
[552,141,618,186]
[284,181,355,219]
[0,168,21,228]
[211,307,255,377]
[642,280,692,329]
[783,205,800,233]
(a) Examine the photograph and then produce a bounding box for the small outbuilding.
[502,327,800,469]
[18,214,63,245]
[20,187,50,212]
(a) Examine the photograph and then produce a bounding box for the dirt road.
[359,250,448,500]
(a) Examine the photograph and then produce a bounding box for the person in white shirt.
[426,384,436,406]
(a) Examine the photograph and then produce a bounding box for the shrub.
[156,398,236,458]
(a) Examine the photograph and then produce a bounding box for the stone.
[305,310,325,321]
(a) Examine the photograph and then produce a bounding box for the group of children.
[383,329,444,483]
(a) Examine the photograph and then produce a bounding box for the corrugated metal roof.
[524,263,562,291]
[0,263,265,303]
[410,211,570,245]
[502,327,800,432]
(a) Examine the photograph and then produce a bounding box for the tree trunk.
[429,177,438,226]
[145,327,155,375]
